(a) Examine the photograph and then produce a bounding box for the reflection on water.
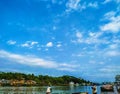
[0,86,101,94]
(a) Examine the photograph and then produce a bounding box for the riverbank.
[0,72,93,86]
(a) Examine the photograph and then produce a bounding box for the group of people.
[46,84,97,94]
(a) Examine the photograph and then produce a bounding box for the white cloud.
[0,50,57,68]
[99,65,120,73]
[21,41,38,48]
[45,48,49,51]
[88,2,98,8]
[103,0,120,4]
[105,50,120,56]
[66,0,81,11]
[76,31,83,38]
[89,60,104,65]
[56,44,62,47]
[58,63,80,72]
[89,32,95,37]
[59,63,79,68]
[72,53,84,57]
[89,60,96,64]
[103,0,112,4]
[72,29,120,57]
[86,73,115,81]
[53,26,57,30]
[100,68,114,72]
[31,41,38,45]
[21,43,30,48]
[99,62,105,65]
[100,11,120,32]
[0,50,77,72]
[113,39,120,44]
[58,67,76,71]
[46,42,53,47]
[73,31,109,45]
[51,0,63,5]
[7,40,16,45]
[103,11,116,20]
[65,0,87,13]
[65,0,98,13]
[109,44,118,49]
[100,20,120,32]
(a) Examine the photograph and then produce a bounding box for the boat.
[69,81,74,87]
[75,83,79,86]
[101,84,114,92]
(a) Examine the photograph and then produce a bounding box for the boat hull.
[101,85,114,92]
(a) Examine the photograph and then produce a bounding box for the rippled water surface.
[0,86,102,94]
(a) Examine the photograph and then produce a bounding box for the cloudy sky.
[0,0,120,82]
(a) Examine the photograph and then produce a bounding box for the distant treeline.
[0,72,92,86]
[115,75,120,81]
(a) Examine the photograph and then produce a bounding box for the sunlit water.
[0,86,101,94]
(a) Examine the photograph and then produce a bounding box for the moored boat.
[101,84,114,92]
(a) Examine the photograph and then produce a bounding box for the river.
[0,86,102,94]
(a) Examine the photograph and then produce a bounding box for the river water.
[0,86,102,94]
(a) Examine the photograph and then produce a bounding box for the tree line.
[0,72,92,86]
[115,75,120,81]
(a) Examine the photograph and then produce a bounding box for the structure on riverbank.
[0,79,36,86]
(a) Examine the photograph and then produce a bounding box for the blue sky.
[0,0,120,82]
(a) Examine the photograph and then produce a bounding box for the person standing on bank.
[92,84,97,94]
[46,85,52,94]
